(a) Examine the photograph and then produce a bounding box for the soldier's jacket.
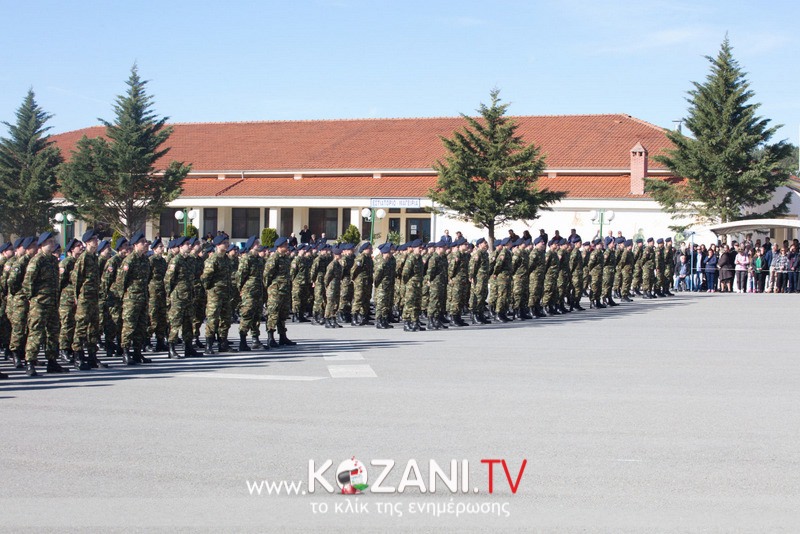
[264,252,292,294]
[23,251,60,303]
[102,254,123,302]
[8,254,32,298]
[427,251,448,286]
[588,248,605,276]
[339,252,354,285]
[59,255,77,303]
[470,249,490,282]
[202,252,234,295]
[310,254,331,285]
[569,247,584,278]
[603,248,617,275]
[351,252,372,289]
[72,250,101,301]
[188,253,205,294]
[511,250,528,281]
[633,245,644,268]
[0,255,8,316]
[148,254,168,296]
[374,254,396,291]
[544,249,559,278]
[164,253,194,303]
[324,256,342,289]
[238,251,265,294]
[402,251,424,283]
[615,247,624,269]
[622,248,635,269]
[664,245,676,272]
[655,246,665,271]
[492,248,512,277]
[530,248,546,279]
[558,248,571,280]
[115,252,151,298]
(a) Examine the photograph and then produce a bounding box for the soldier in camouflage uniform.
[102,238,129,359]
[263,237,295,347]
[510,240,528,320]
[189,239,208,349]
[164,237,202,359]
[641,237,656,298]
[115,231,152,365]
[373,242,396,329]
[71,230,106,370]
[557,239,572,313]
[202,234,234,353]
[310,244,331,325]
[351,242,374,326]
[0,241,14,369]
[527,237,547,318]
[228,244,241,324]
[401,239,425,331]
[542,239,561,315]
[492,238,513,322]
[237,236,265,350]
[290,244,312,322]
[8,237,36,369]
[393,244,407,321]
[469,237,491,324]
[448,237,470,325]
[147,239,169,353]
[632,238,645,295]
[602,237,619,307]
[569,236,585,311]
[662,237,675,296]
[426,240,448,330]
[653,238,666,297]
[57,238,83,363]
[22,232,70,376]
[587,239,605,309]
[620,239,635,302]
[324,246,344,328]
[337,244,355,323]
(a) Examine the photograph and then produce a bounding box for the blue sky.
[1,0,797,144]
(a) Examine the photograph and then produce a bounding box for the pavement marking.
[178,373,327,381]
[327,365,377,378]
[323,352,364,361]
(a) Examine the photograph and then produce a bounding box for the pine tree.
[646,37,793,224]
[429,89,564,248]
[0,89,62,237]
[60,65,190,237]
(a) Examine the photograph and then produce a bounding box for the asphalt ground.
[1,293,799,532]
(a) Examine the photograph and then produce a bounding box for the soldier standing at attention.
[8,237,37,369]
[237,235,265,351]
[164,237,203,359]
[263,237,295,347]
[228,243,241,324]
[0,242,14,370]
[588,239,605,309]
[620,239,635,302]
[527,237,547,318]
[426,240,448,330]
[323,246,344,328]
[654,238,666,297]
[189,238,208,350]
[202,233,234,353]
[102,237,129,359]
[448,237,469,326]
[602,237,619,307]
[72,229,106,370]
[116,231,152,365]
[569,236,585,311]
[373,242,395,329]
[401,239,425,332]
[557,238,572,313]
[469,238,491,324]
[290,244,311,322]
[147,238,169,353]
[310,244,331,325]
[58,238,83,364]
[663,237,676,296]
[492,238,513,322]
[542,238,560,316]
[338,243,355,324]
[22,232,69,376]
[641,238,656,299]
[351,242,374,326]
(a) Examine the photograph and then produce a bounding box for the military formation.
[0,227,680,379]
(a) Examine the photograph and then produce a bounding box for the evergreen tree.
[0,89,62,237]
[429,89,564,248]
[60,65,190,237]
[646,37,792,223]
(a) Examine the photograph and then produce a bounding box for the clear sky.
[1,0,797,144]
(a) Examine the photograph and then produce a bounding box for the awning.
[707,218,800,235]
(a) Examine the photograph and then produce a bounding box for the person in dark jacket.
[704,249,718,292]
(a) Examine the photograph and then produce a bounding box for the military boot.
[194,336,206,349]
[452,314,468,327]
[497,311,510,323]
[325,318,335,329]
[217,336,233,353]
[206,334,216,355]
[135,347,152,364]
[123,346,137,365]
[595,299,606,309]
[382,317,394,329]
[74,348,91,371]
[238,331,252,351]
[186,344,203,358]
[403,320,413,332]
[59,349,74,364]
[155,337,170,352]
[168,343,183,359]
[298,313,311,323]
[87,344,107,368]
[414,318,425,331]
[267,330,280,348]
[251,336,265,350]
[291,313,298,323]
[26,361,38,377]
[278,327,297,346]
[376,317,387,329]
[350,313,361,326]
[607,297,619,307]
[46,359,70,374]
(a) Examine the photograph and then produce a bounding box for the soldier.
[654,238,666,297]
[401,239,425,332]
[189,238,208,350]
[492,238,513,322]
[632,238,645,295]
[116,231,152,365]
[469,237,491,324]
[426,240,448,330]
[324,246,344,328]
[8,237,37,369]
[147,238,170,353]
[393,243,407,322]
[351,242,374,326]
[663,237,676,296]
[228,243,241,324]
[290,244,311,322]
[22,232,70,376]
[557,238,571,313]
[102,237,129,359]
[310,243,331,325]
[0,242,13,370]
[56,238,82,363]
[71,230,107,370]
[569,235,585,311]
[527,236,547,318]
[237,235,265,350]
[263,237,295,347]
[641,237,656,298]
[373,242,395,329]
[164,237,203,359]
[542,238,561,315]
[602,237,619,307]
[587,239,605,309]
[337,243,355,323]
[202,233,235,353]
[620,239,635,302]
[448,237,469,326]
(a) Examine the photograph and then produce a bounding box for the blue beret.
[582,241,590,247]
[593,238,602,246]
[130,231,146,246]
[397,243,408,252]
[647,237,654,243]
[0,242,10,253]
[151,239,164,250]
[166,239,175,249]
[615,237,625,245]
[114,237,128,250]
[174,236,188,248]
[533,236,543,245]
[268,247,276,253]
[656,238,664,244]
[37,231,55,246]
[500,237,511,246]
[359,242,372,253]
[475,237,487,246]
[665,237,672,243]
[212,234,229,246]
[81,229,99,242]
[493,240,501,247]
[453,237,467,246]
[97,239,110,253]
[604,236,613,246]
[65,238,81,251]
[226,243,237,253]
[636,238,644,244]
[625,239,633,247]
[378,243,392,254]
[406,239,420,248]
[559,238,567,245]
[274,237,289,248]
[22,236,37,249]
[569,235,581,244]
[513,238,524,247]
[54,243,61,252]
[13,237,24,249]
[245,235,258,251]
[203,244,214,253]
[332,246,342,255]
[188,237,198,246]
[145,250,153,257]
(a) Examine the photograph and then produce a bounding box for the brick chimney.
[630,142,648,195]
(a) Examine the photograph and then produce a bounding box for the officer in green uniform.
[324,246,344,328]
[620,239,635,302]
[469,238,491,324]
[373,242,396,329]
[237,235,266,350]
[632,238,644,295]
[587,238,605,309]
[72,229,107,370]
[337,243,355,323]
[202,233,235,353]
[102,237,129,359]
[641,237,656,298]
[351,242,374,326]
[164,237,203,359]
[569,236,585,311]
[492,237,513,322]
[426,240,449,330]
[115,231,152,365]
[401,239,425,331]
[663,237,676,296]
[263,237,295,347]
[310,243,331,325]
[542,238,561,315]
[527,236,547,318]
[147,238,169,353]
[602,236,619,307]
[58,238,83,363]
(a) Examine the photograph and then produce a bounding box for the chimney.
[630,142,648,195]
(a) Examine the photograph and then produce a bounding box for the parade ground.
[1,293,798,531]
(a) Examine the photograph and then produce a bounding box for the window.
[159,209,182,238]
[389,217,400,234]
[341,208,352,235]
[232,207,260,238]
[280,208,294,238]
[203,208,218,237]
[309,208,339,240]
[405,208,427,214]
[389,208,401,214]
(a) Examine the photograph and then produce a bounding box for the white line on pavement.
[178,373,327,381]
[327,365,377,378]
[323,352,364,361]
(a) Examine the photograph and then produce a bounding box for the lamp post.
[588,209,615,239]
[360,208,387,243]
[54,212,75,248]
[175,209,199,237]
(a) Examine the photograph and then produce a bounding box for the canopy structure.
[707,218,800,236]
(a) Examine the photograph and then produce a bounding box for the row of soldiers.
[0,228,679,378]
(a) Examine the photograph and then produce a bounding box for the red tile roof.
[52,114,672,172]
[538,174,646,199]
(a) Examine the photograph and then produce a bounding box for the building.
[51,114,716,245]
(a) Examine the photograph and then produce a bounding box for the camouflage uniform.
[542,246,560,310]
[394,251,407,317]
[338,252,354,320]
[557,246,571,309]
[0,254,10,353]
[401,250,424,325]
[263,250,292,335]
[310,252,330,320]
[57,255,77,353]
[492,247,512,316]
[587,246,605,302]
[602,245,616,301]
[102,253,124,350]
[569,245,584,309]
[238,250,265,337]
[116,251,151,350]
[8,254,32,355]
[449,248,469,317]
[147,252,169,345]
[642,244,656,294]
[351,250,373,319]
[373,253,396,323]
[426,250,447,321]
[190,252,207,341]
[23,251,60,363]
[621,246,635,298]
[470,247,490,319]
[324,255,343,320]
[663,242,675,294]
[72,249,102,352]
[632,243,644,293]
[527,247,546,312]
[164,253,195,345]
[202,251,234,344]
[290,253,312,318]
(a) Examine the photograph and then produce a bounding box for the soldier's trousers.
[205,288,232,339]
[571,275,583,306]
[0,315,10,348]
[374,285,394,319]
[632,266,643,291]
[589,271,603,300]
[58,296,76,350]
[193,288,206,338]
[401,280,422,321]
[603,269,615,299]
[543,273,558,306]
[9,296,29,352]
[664,266,675,292]
[352,281,370,315]
[239,293,263,336]
[621,268,633,298]
[313,279,326,315]
[494,274,511,313]
[148,289,168,339]
[121,295,149,349]
[325,285,340,319]
[642,266,655,292]
[266,291,290,331]
[168,298,193,344]
[528,274,544,309]
[450,282,467,314]
[26,297,59,362]
[103,296,122,344]
[471,277,489,315]
[427,282,444,318]
[73,296,100,350]
[339,280,353,314]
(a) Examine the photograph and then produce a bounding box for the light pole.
[360,208,386,243]
[589,209,615,239]
[54,212,75,248]
[174,209,199,237]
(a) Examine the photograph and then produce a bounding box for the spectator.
[768,244,780,292]
[773,247,789,293]
[734,246,750,293]
[442,230,452,245]
[320,232,327,244]
[752,247,766,293]
[289,233,298,247]
[299,225,311,244]
[718,245,735,292]
[677,254,690,291]
[705,248,718,292]
[787,244,798,292]
[310,233,317,245]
